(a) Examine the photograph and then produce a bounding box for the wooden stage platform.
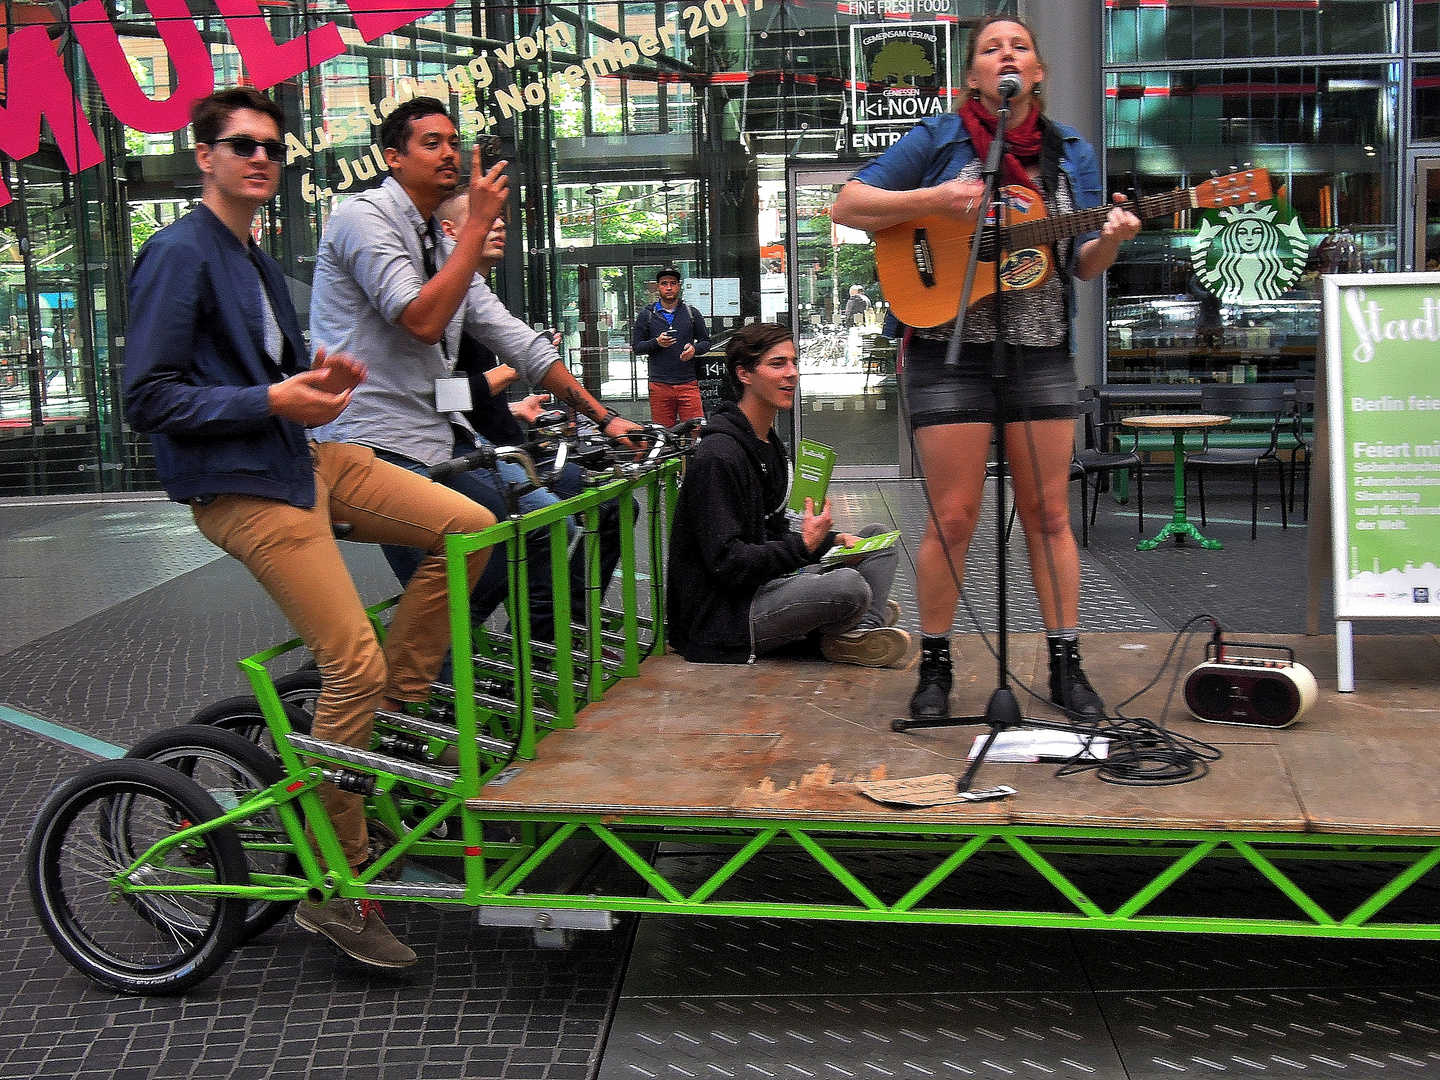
[454,632,1440,939]
[473,632,1440,836]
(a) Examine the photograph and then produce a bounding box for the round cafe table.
[1121,413,1230,550]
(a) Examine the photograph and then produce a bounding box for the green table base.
[1136,426,1224,551]
[1137,519,1223,550]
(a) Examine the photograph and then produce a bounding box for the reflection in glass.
[1106,0,1394,63]
[1104,62,1396,384]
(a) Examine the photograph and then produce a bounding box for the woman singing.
[831,14,1141,721]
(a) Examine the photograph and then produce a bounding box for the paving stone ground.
[0,479,1434,1080]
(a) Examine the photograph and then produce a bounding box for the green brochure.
[820,530,901,565]
[789,439,836,514]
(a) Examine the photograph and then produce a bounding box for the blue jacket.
[123,205,316,507]
[632,301,712,385]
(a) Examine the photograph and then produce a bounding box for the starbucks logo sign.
[1190,201,1310,302]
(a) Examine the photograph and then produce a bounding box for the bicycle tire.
[26,759,249,995]
[274,667,322,722]
[126,726,300,942]
[190,694,313,757]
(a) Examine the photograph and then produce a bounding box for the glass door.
[786,165,905,476]
[1415,158,1440,272]
[557,262,646,419]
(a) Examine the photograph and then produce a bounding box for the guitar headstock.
[1194,168,1273,208]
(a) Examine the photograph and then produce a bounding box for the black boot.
[1048,637,1105,719]
[909,638,952,720]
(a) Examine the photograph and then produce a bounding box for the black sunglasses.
[208,135,287,163]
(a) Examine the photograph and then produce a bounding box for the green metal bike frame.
[110,455,1440,941]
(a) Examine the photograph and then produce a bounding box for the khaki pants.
[192,442,494,868]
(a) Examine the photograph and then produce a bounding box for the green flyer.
[788,439,836,515]
[1324,273,1440,618]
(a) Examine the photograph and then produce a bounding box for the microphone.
[997,72,1022,99]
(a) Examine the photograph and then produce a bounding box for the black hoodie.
[666,400,835,663]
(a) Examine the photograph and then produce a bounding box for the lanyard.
[420,220,451,365]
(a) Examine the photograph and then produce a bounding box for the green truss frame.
[456,814,1440,939]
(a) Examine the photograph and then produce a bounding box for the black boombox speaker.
[1183,641,1317,729]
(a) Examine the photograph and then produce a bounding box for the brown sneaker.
[294,897,417,969]
[884,600,903,627]
[821,626,911,668]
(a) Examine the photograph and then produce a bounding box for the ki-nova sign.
[0,0,767,207]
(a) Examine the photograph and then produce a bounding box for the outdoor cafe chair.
[1186,382,1290,540]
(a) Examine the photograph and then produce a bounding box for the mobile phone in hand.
[480,136,506,172]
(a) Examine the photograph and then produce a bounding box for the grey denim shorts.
[902,337,1079,428]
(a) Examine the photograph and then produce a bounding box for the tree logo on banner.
[1191,201,1310,302]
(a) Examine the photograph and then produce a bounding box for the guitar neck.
[1006,188,1194,249]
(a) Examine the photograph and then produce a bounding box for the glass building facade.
[0,0,1435,492]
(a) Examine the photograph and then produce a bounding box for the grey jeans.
[749,523,898,656]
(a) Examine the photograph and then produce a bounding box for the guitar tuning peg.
[1210,168,1221,178]
[1242,161,1253,170]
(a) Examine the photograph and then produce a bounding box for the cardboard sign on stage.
[1321,272,1440,689]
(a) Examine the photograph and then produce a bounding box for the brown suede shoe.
[294,897,417,969]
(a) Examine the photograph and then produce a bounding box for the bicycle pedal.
[375,732,431,763]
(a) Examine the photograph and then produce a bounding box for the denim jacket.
[123,204,315,507]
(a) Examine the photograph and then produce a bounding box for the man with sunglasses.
[124,88,498,971]
[312,98,641,644]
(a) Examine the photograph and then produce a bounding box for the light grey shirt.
[309,177,458,464]
[309,177,558,466]
[255,272,283,368]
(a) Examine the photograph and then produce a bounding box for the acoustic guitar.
[872,168,1273,328]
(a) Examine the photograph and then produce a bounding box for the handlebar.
[426,440,548,486]
[425,419,702,487]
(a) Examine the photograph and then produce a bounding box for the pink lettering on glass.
[217,0,345,90]
[70,0,213,133]
[345,0,457,42]
[0,25,104,207]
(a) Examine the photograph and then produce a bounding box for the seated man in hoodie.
[666,322,910,666]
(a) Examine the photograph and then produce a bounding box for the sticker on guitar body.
[999,248,1049,291]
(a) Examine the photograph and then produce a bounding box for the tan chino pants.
[193,441,494,867]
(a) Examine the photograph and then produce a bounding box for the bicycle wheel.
[190,694,313,758]
[126,726,300,942]
[274,667,322,724]
[26,759,249,995]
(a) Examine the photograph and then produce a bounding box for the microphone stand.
[892,81,1065,796]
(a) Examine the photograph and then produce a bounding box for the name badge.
[435,376,473,413]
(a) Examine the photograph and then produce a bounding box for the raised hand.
[308,347,367,395]
[467,151,510,236]
[269,365,358,427]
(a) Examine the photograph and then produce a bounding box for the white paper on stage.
[967,729,1110,763]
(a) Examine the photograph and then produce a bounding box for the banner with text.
[1324,272,1440,618]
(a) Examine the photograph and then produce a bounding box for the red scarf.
[958,98,1043,194]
